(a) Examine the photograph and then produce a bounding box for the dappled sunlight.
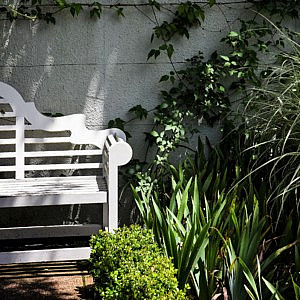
[30,46,54,100]
[83,48,118,128]
[1,20,15,50]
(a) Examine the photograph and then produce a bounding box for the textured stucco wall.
[0,0,248,226]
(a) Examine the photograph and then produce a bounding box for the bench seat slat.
[24,163,102,171]
[0,176,107,198]
[0,193,107,207]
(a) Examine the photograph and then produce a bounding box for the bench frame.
[0,82,132,264]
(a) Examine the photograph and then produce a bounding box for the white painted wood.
[0,81,126,148]
[25,149,102,157]
[0,138,15,144]
[0,193,107,207]
[0,176,109,206]
[0,152,16,158]
[0,166,15,171]
[24,163,102,171]
[0,125,16,131]
[15,116,25,179]
[0,82,133,264]
[24,137,71,144]
[106,135,133,232]
[0,224,101,240]
[0,247,91,264]
[0,112,16,117]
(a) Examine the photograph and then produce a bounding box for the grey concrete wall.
[0,0,248,226]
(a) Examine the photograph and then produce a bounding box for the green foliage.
[3,2,300,298]
[133,145,299,299]
[109,2,300,179]
[241,30,300,223]
[149,1,205,49]
[89,225,187,300]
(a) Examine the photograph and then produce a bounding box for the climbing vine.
[1,0,299,185]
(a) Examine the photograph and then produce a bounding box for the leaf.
[150,130,159,137]
[167,44,174,58]
[202,172,213,193]
[228,31,239,38]
[291,275,300,300]
[261,241,296,272]
[177,177,192,222]
[262,277,284,300]
[239,258,260,300]
[70,3,82,16]
[55,0,67,8]
[129,105,148,120]
[147,49,156,60]
[244,285,257,300]
[116,7,124,17]
[160,75,169,82]
[209,0,216,7]
[220,55,230,61]
[183,223,210,278]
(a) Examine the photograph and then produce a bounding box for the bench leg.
[103,202,117,232]
[103,203,108,231]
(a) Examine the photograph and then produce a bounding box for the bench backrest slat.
[16,116,25,179]
[24,163,103,171]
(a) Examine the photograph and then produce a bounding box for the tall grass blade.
[261,241,297,272]
[239,258,260,300]
[291,275,300,300]
[262,277,284,300]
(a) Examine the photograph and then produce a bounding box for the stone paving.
[0,261,94,300]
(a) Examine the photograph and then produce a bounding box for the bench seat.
[0,176,107,207]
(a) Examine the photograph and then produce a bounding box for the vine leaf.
[167,44,174,58]
[160,75,169,82]
[209,0,216,7]
[129,105,148,120]
[70,3,83,17]
[116,7,124,17]
[55,0,67,8]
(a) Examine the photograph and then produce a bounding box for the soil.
[0,261,94,300]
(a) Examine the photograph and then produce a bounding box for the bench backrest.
[0,82,127,180]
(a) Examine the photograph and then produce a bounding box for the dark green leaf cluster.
[152,1,205,42]
[148,1,205,60]
[250,0,299,19]
[160,52,230,126]
[89,225,187,300]
[0,0,124,23]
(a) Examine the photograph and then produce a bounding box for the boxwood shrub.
[89,225,187,300]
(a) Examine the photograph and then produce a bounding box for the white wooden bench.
[0,82,132,264]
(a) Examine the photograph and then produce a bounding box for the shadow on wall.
[0,15,115,227]
[0,16,109,129]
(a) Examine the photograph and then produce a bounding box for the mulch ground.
[0,261,94,300]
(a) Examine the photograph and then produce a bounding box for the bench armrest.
[102,134,132,231]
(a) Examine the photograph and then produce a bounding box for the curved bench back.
[0,82,127,179]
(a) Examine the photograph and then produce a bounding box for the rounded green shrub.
[89,225,187,300]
